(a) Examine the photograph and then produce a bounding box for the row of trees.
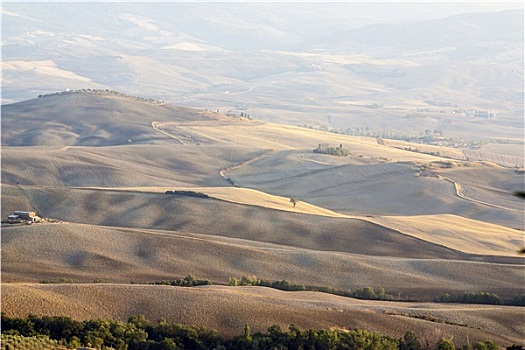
[41,273,525,306]
[435,292,525,306]
[244,276,525,305]
[149,274,211,287]
[2,314,518,350]
[37,89,164,104]
[302,124,442,142]
[230,277,525,305]
[228,275,394,301]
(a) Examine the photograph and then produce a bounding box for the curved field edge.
[80,185,349,218]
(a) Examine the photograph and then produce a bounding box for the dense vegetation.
[3,314,519,350]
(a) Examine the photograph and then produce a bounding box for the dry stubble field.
[1,93,524,345]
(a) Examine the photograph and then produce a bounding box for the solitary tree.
[290,197,299,207]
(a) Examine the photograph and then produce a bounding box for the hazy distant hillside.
[317,10,523,51]
[1,91,207,146]
[2,3,522,148]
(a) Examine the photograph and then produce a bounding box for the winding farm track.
[151,116,520,213]
[439,175,520,211]
[219,150,275,183]
[151,121,185,144]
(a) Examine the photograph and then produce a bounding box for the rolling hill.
[1,91,215,147]
[1,92,523,346]
[3,92,522,227]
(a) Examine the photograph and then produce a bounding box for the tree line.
[3,314,521,350]
[37,89,164,104]
[147,274,211,287]
[41,274,525,306]
[228,275,395,301]
[435,292,525,306]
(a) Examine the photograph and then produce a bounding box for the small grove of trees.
[434,292,525,306]
[308,285,393,301]
[313,144,351,157]
[228,275,393,300]
[148,274,211,287]
[435,292,502,305]
[3,313,518,350]
[229,275,307,292]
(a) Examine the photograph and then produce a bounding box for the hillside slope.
[2,284,523,345]
[1,91,215,146]
[2,93,522,227]
[2,93,523,346]
[2,223,522,300]
[3,185,522,259]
